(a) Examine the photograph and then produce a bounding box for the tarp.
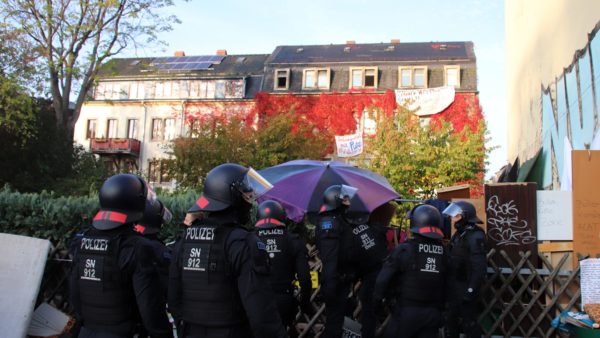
[0,233,51,338]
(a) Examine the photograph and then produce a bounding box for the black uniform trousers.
[321,270,378,338]
[182,323,252,338]
[445,292,481,338]
[384,304,442,338]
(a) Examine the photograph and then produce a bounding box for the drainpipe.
[141,100,148,176]
[180,100,187,136]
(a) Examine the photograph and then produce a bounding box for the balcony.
[90,138,141,157]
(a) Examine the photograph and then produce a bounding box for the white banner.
[335,133,363,157]
[395,86,456,116]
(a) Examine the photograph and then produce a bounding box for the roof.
[97,54,269,79]
[266,41,475,64]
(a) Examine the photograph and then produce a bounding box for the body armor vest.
[76,232,136,334]
[397,239,445,304]
[256,223,293,293]
[180,223,244,326]
[348,222,387,273]
[449,226,483,282]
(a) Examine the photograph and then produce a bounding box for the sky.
[129,0,507,179]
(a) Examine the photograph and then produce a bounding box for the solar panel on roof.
[151,56,218,71]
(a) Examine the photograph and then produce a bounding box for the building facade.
[73,51,267,188]
[74,40,481,188]
[505,0,600,189]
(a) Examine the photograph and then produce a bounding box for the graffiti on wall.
[540,26,600,188]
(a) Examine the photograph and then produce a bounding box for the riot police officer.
[133,199,173,306]
[69,174,173,338]
[254,200,313,337]
[168,163,288,338]
[315,185,387,338]
[373,204,447,338]
[442,201,487,338]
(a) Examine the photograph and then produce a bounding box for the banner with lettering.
[395,86,455,116]
[335,133,363,157]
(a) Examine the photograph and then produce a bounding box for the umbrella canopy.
[258,159,400,222]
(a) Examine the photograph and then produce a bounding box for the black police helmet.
[442,201,483,224]
[93,174,148,230]
[320,185,343,213]
[256,200,286,225]
[135,199,171,235]
[408,204,444,240]
[188,163,252,213]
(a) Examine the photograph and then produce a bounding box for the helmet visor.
[340,185,358,201]
[236,168,273,204]
[161,205,173,224]
[442,203,462,217]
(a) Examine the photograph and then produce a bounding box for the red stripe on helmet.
[418,226,443,236]
[93,211,128,223]
[255,218,285,227]
[133,224,146,234]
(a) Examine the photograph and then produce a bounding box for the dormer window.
[444,65,461,88]
[350,67,378,89]
[303,68,330,90]
[274,69,290,90]
[398,66,428,88]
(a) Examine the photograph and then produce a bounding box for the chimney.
[346,40,355,45]
[174,51,186,57]
[391,39,400,44]
[216,49,227,56]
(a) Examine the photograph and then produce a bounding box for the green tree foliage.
[365,108,488,200]
[0,84,109,194]
[165,111,329,190]
[1,0,181,135]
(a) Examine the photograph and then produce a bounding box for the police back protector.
[180,223,244,326]
[397,239,446,304]
[76,232,136,331]
[256,222,293,293]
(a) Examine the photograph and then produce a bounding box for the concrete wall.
[506,0,600,188]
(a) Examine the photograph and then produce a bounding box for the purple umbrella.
[257,159,400,222]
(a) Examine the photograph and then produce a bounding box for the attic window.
[130,60,140,66]
[349,67,378,89]
[236,57,246,63]
[440,44,447,51]
[386,45,395,52]
[274,69,290,90]
[296,48,304,53]
[344,47,351,53]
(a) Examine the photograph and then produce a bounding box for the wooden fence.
[38,245,581,337]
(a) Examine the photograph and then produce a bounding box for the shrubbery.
[0,187,199,249]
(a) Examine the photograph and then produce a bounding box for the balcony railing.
[90,138,141,157]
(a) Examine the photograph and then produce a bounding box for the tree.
[165,111,329,190]
[1,0,181,135]
[364,107,489,200]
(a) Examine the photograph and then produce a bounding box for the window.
[86,119,97,139]
[189,119,201,138]
[151,118,163,141]
[349,67,378,89]
[148,160,169,183]
[274,69,290,90]
[444,65,461,88]
[127,119,138,139]
[398,66,428,88]
[164,118,176,140]
[106,119,118,138]
[303,68,330,89]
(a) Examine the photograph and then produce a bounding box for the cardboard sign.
[536,191,573,240]
[572,150,600,263]
[485,183,538,265]
[580,258,600,308]
[0,233,51,338]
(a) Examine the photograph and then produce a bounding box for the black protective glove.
[462,287,477,303]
